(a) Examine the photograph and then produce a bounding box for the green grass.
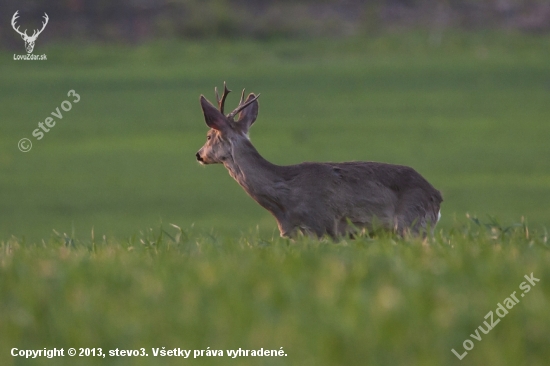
[1,221,549,366]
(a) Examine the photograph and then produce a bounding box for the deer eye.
[207,135,212,140]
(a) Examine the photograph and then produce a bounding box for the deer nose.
[196,152,203,162]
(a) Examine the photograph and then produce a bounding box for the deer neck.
[223,138,281,202]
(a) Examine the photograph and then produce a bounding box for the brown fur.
[196,86,442,239]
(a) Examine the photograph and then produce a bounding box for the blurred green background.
[2,37,550,241]
[1,1,549,240]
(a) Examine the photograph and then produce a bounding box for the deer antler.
[227,91,260,120]
[214,82,260,120]
[11,11,48,40]
[214,82,231,114]
[11,11,28,38]
[31,13,49,39]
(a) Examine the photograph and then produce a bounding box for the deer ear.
[200,95,228,131]
[237,93,259,131]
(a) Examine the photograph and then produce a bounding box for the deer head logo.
[11,11,49,54]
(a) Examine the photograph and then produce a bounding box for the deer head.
[11,11,49,54]
[196,82,260,165]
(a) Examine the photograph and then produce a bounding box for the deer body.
[196,84,442,239]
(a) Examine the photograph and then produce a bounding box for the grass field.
[1,223,549,365]
[1,32,550,365]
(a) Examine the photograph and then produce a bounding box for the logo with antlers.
[11,11,49,54]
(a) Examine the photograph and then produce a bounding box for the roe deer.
[195,83,442,239]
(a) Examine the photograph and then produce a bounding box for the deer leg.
[394,189,430,236]
[276,218,297,239]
